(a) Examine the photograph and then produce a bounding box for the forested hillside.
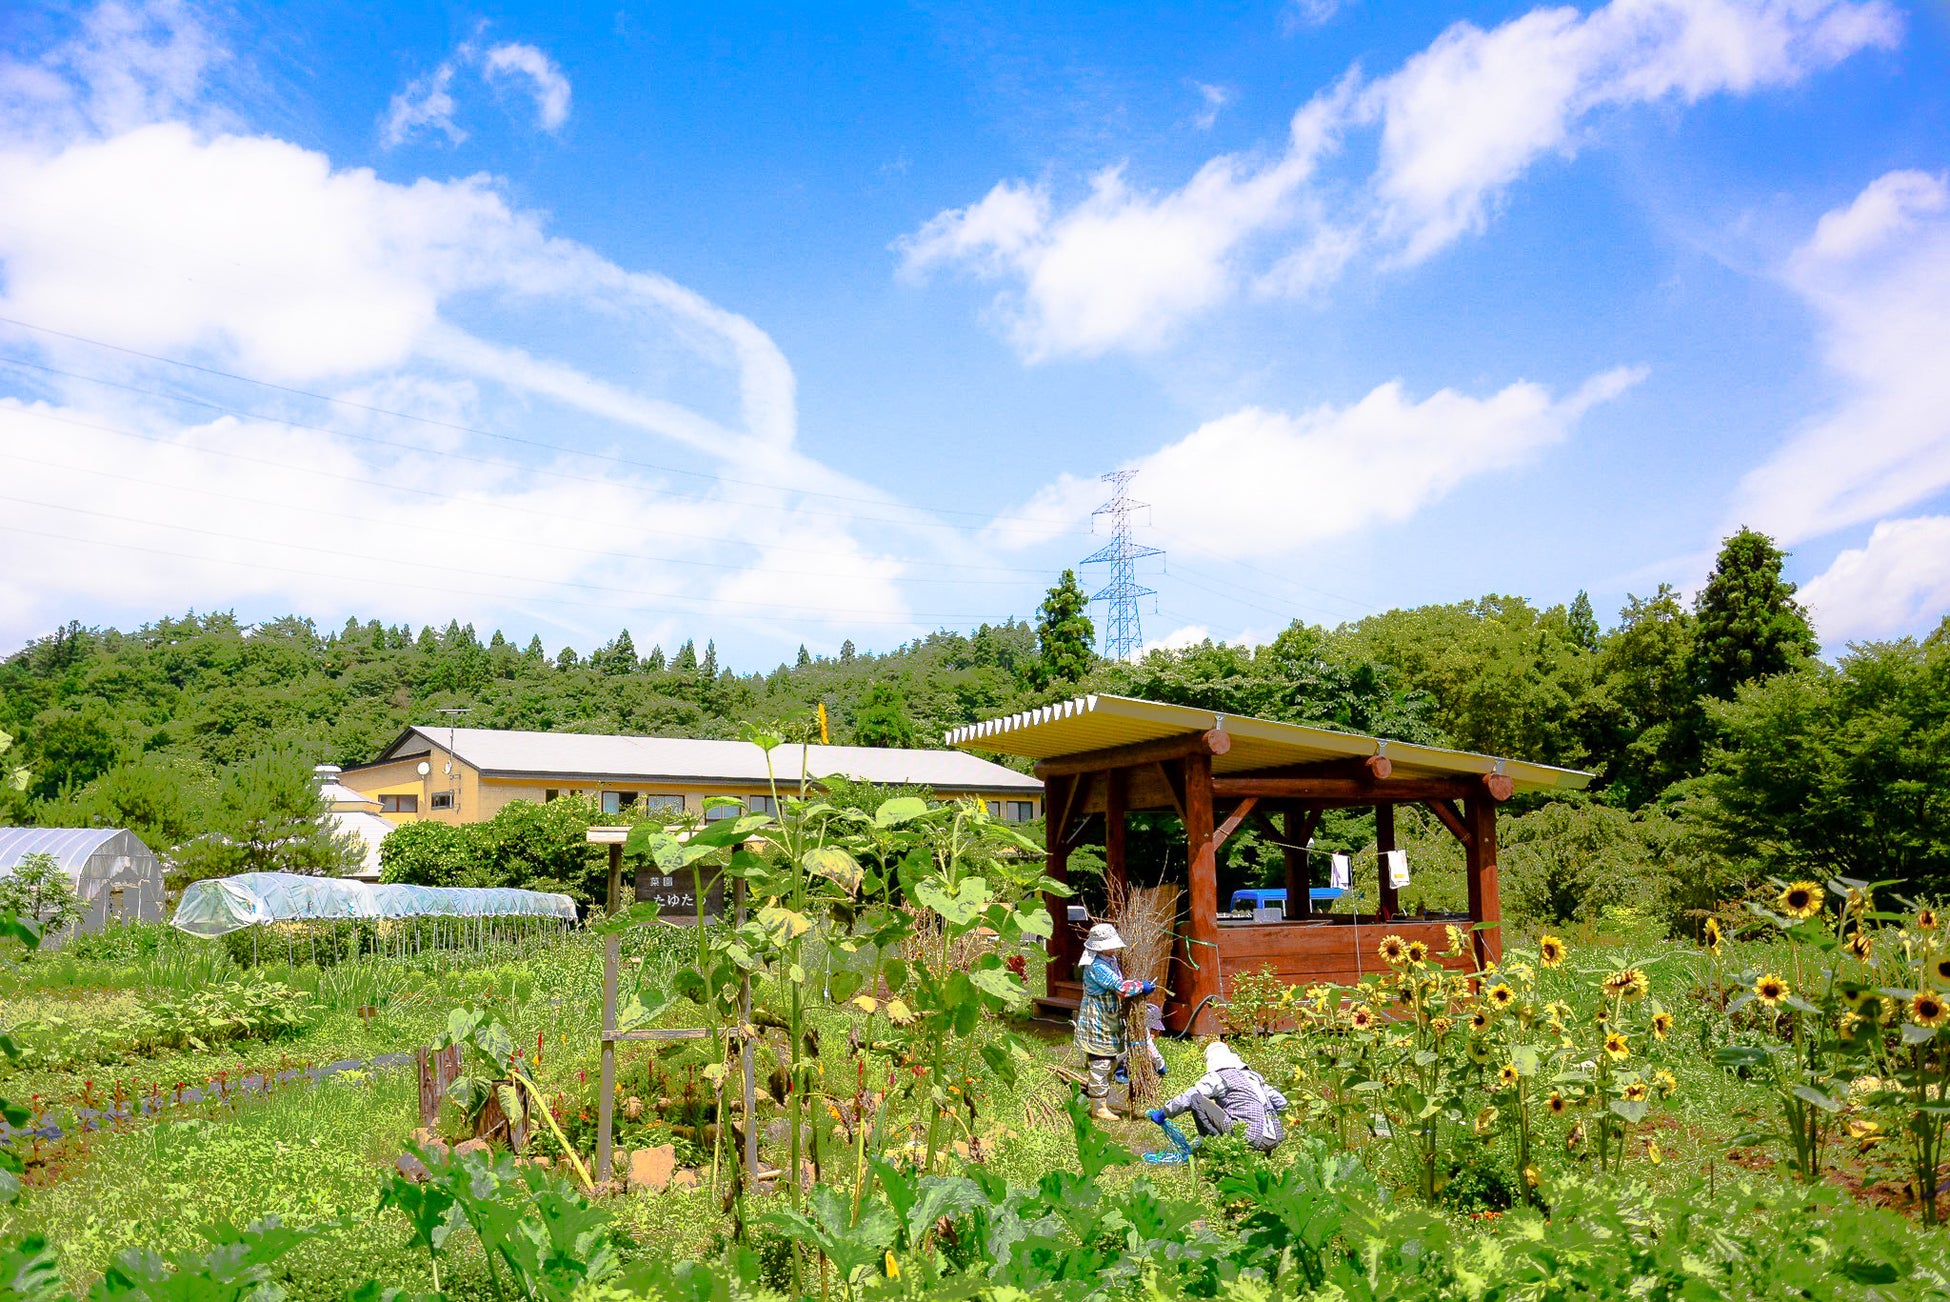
[4,530,1947,914]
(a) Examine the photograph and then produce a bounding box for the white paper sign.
[1383,849,1410,889]
[1329,853,1351,890]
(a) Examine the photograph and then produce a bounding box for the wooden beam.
[1061,811,1099,853]
[1227,755,1394,782]
[1211,796,1259,853]
[1032,729,1232,780]
[1211,776,1488,802]
[1282,805,1323,920]
[1465,795,1503,969]
[1425,798,1474,849]
[1376,802,1399,920]
[1483,772,1516,803]
[1046,774,1080,840]
[1045,786,1076,974]
[1156,760,1188,820]
[1182,752,1220,1035]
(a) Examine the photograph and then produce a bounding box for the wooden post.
[606,842,623,915]
[1465,796,1503,969]
[1281,805,1308,920]
[1105,768,1128,904]
[1183,752,1220,1035]
[1376,803,1398,920]
[596,931,619,1185]
[1045,775,1076,974]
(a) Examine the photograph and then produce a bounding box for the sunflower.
[1703,917,1723,955]
[1845,930,1874,961]
[1546,1091,1568,1115]
[1469,1010,1492,1032]
[1933,957,1950,986]
[1349,1007,1376,1031]
[1393,984,1417,1008]
[1912,991,1949,1028]
[1430,1015,1453,1035]
[1472,1105,1499,1136]
[1604,1031,1630,1060]
[1778,880,1824,921]
[1753,974,1790,1008]
[1651,1011,1674,1040]
[1602,969,1650,1003]
[1444,923,1469,956]
[1919,909,1939,932]
[1406,939,1430,964]
[1488,983,1517,1009]
[1654,1069,1678,1097]
[1622,1080,1649,1102]
[1497,1063,1520,1088]
[1378,935,1408,964]
[1538,935,1567,968]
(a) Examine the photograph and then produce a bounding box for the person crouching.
[1149,1041,1289,1151]
[1073,923,1154,1122]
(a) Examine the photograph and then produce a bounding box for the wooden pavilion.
[946,695,1591,1035]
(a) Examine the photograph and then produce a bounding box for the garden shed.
[0,826,166,940]
[947,694,1592,1034]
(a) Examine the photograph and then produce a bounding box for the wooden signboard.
[634,865,723,920]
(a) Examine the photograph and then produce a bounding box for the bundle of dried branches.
[1108,881,1180,1109]
[899,904,993,980]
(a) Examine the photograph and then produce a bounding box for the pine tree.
[673,640,698,673]
[600,629,637,675]
[1568,591,1600,653]
[796,644,812,668]
[702,640,718,678]
[1691,528,1817,700]
[1036,568,1096,685]
[523,635,545,663]
[839,640,856,664]
[645,644,667,671]
[555,646,580,670]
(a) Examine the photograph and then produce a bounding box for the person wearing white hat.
[1148,1040,1289,1151]
[1073,922,1154,1121]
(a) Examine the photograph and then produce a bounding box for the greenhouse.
[171,872,579,939]
[0,826,166,941]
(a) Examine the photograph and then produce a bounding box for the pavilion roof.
[945,694,1591,795]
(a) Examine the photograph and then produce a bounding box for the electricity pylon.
[1080,470,1164,660]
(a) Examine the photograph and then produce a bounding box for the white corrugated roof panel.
[374,728,1041,793]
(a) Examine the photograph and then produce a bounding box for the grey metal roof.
[0,827,151,872]
[372,727,1041,794]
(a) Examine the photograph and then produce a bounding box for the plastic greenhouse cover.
[170,872,579,938]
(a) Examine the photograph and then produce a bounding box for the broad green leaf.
[758,906,813,943]
[875,796,931,828]
[803,846,864,893]
[968,965,1024,1004]
[1790,1084,1843,1113]
[828,970,864,1002]
[1609,1098,1649,1123]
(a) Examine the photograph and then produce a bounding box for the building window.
[703,804,738,821]
[643,794,684,811]
[748,794,779,816]
[544,789,560,803]
[1005,800,1037,823]
[379,794,419,814]
[430,791,455,811]
[985,800,1001,817]
[602,791,640,815]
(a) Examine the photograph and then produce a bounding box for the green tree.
[0,851,84,936]
[1591,586,1697,805]
[1694,636,1950,896]
[598,629,637,675]
[852,681,919,748]
[1691,527,1817,701]
[795,644,812,669]
[172,747,360,882]
[672,640,698,673]
[1568,590,1600,653]
[1034,569,1095,686]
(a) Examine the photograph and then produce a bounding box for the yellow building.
[339,725,1044,826]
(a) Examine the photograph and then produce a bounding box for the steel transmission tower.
[1080,470,1165,660]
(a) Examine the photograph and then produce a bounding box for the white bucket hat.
[1205,1041,1246,1073]
[1083,923,1126,953]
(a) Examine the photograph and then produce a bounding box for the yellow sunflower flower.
[1753,974,1789,1007]
[1603,1032,1630,1060]
[1777,880,1823,921]
[1651,1011,1673,1039]
[1702,917,1723,954]
[1918,908,1939,932]
[1912,992,1949,1028]
[1487,983,1517,1009]
[1497,1063,1520,1088]
[1622,1080,1649,1102]
[1654,1070,1678,1098]
[1602,968,1650,1003]
[1538,935,1567,968]
[1378,934,1408,964]
[1546,1091,1568,1115]
[1933,957,1950,986]
[1845,931,1874,961]
[1405,939,1430,964]
[1349,1007,1376,1031]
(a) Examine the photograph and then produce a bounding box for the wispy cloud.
[383,37,573,148]
[1801,517,1950,644]
[900,0,1900,361]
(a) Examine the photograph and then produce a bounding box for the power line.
[0,317,1091,533]
[1079,470,1164,661]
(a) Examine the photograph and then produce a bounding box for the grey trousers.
[1084,1054,1117,1102]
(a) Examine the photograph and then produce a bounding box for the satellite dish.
[443,761,453,775]
[416,761,431,776]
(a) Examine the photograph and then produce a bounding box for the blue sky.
[1,0,1947,670]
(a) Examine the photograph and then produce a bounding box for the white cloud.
[1734,170,1950,543]
[0,0,224,144]
[1147,624,1213,653]
[992,367,1642,558]
[901,0,1898,359]
[1191,82,1229,130]
[1285,0,1348,29]
[1801,517,1950,643]
[383,38,573,148]
[0,2,953,653]
[482,43,571,132]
